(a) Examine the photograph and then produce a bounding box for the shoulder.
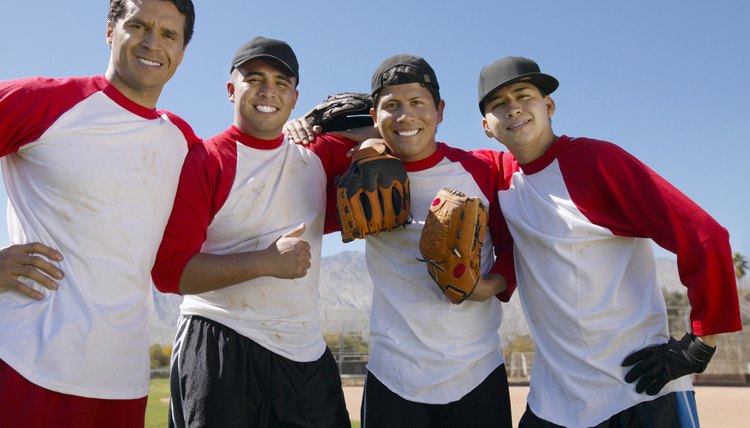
[563,136,631,159]
[557,136,640,173]
[442,143,504,172]
[159,110,201,147]
[1,75,101,112]
[1,75,98,95]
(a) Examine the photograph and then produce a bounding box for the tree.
[734,252,748,281]
[663,289,690,336]
[149,343,170,368]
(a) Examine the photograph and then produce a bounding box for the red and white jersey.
[496,135,741,426]
[365,142,514,404]
[152,126,356,362]
[0,76,198,399]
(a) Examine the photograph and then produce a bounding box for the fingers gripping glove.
[336,142,411,243]
[418,188,488,304]
[622,332,716,395]
[304,92,374,132]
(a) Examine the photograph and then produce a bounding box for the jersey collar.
[228,125,285,150]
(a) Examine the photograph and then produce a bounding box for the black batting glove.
[622,332,716,396]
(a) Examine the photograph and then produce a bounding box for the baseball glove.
[304,92,374,132]
[336,141,411,243]
[418,188,488,304]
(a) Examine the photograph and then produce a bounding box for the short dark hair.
[372,65,441,110]
[108,0,196,46]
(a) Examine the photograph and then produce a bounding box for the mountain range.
[148,251,740,345]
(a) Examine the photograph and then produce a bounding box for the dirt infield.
[343,385,750,426]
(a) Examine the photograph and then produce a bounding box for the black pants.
[519,391,696,428]
[169,315,350,428]
[361,364,513,428]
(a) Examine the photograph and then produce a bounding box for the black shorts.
[169,315,350,428]
[518,390,700,428]
[361,364,512,428]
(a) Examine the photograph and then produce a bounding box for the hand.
[466,274,507,302]
[265,224,312,279]
[622,332,716,395]
[0,243,64,300]
[346,138,391,158]
[283,118,320,146]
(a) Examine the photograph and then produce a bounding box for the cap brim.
[479,73,558,113]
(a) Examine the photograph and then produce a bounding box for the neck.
[105,70,161,109]
[513,133,557,164]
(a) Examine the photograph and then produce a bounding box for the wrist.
[694,333,717,347]
[685,333,716,372]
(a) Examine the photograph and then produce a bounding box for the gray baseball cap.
[230,36,299,85]
[478,56,558,113]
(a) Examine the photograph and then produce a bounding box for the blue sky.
[1,0,748,258]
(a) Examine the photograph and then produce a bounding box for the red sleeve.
[162,111,202,149]
[454,147,518,301]
[151,134,237,294]
[0,76,99,155]
[305,134,357,234]
[560,138,740,335]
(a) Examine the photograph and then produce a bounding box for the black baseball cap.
[371,54,440,96]
[477,56,558,113]
[230,36,299,85]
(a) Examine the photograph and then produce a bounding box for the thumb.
[282,223,306,238]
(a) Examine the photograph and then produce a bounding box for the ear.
[436,99,445,125]
[370,107,378,130]
[482,118,495,139]
[174,46,186,69]
[545,95,556,119]
[106,22,113,47]
[227,81,236,103]
[290,88,299,110]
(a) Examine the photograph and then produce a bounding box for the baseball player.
[478,56,742,427]
[286,54,516,428]
[0,1,198,427]
[151,36,369,428]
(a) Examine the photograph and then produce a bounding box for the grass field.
[146,378,361,428]
[145,378,170,428]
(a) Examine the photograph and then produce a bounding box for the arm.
[0,78,90,299]
[566,141,740,335]
[466,273,508,302]
[178,224,311,294]
[563,141,735,393]
[468,149,518,302]
[283,92,380,145]
[152,136,316,295]
[283,116,379,146]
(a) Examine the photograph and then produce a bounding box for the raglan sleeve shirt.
[0,75,200,399]
[152,128,356,294]
[503,136,740,335]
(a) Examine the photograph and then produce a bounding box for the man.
[478,56,742,427]
[0,1,197,427]
[152,36,361,428]
[288,54,515,428]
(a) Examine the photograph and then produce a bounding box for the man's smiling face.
[105,0,187,108]
[229,58,298,140]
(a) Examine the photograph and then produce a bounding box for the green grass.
[146,378,361,428]
[146,378,170,428]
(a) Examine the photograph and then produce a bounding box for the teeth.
[137,57,161,67]
[509,120,527,130]
[397,129,419,137]
[256,105,278,113]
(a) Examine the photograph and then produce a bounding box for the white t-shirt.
[366,142,511,404]
[0,75,198,399]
